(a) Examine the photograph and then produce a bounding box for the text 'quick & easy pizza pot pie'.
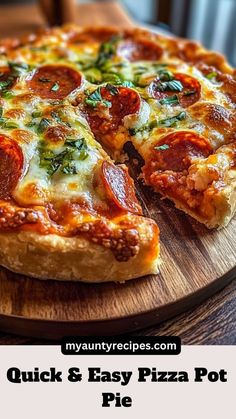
[0,25,235,282]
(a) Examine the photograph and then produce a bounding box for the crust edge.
[0,223,160,283]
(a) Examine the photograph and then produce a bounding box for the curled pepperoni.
[27,65,82,99]
[144,131,212,176]
[85,86,141,138]
[149,73,201,107]
[0,134,24,199]
[0,66,17,93]
[117,39,163,61]
[101,161,142,215]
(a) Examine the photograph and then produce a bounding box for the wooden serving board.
[0,2,235,339]
[0,150,236,339]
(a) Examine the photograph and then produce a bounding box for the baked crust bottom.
[0,220,159,282]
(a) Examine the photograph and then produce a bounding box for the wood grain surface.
[0,1,235,343]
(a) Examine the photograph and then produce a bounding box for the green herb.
[0,80,11,90]
[154,144,170,151]
[84,68,102,83]
[65,137,89,160]
[50,110,62,124]
[8,61,29,75]
[95,35,121,68]
[0,107,3,118]
[1,90,14,99]
[158,69,174,81]
[39,137,89,176]
[155,79,183,92]
[31,111,42,118]
[37,118,51,133]
[129,111,186,136]
[206,71,217,80]
[121,80,134,87]
[3,121,19,129]
[106,83,119,95]
[0,118,18,129]
[102,73,122,84]
[61,161,78,175]
[51,82,60,92]
[158,111,186,127]
[39,148,68,176]
[159,95,179,105]
[85,87,111,108]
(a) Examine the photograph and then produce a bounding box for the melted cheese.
[0,25,235,216]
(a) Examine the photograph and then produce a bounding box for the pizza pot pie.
[0,25,235,282]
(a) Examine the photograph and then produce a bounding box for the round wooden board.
[0,157,236,339]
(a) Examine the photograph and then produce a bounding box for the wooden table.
[0,1,235,345]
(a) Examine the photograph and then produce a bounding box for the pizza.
[0,25,235,282]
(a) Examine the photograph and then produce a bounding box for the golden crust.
[0,216,159,282]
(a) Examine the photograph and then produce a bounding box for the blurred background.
[0,0,235,65]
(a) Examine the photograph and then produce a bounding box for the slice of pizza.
[0,50,159,282]
[68,26,236,229]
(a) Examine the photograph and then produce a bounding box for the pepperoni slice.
[101,161,142,215]
[144,131,212,176]
[149,73,201,107]
[0,66,17,94]
[117,39,163,61]
[27,65,82,99]
[85,86,141,138]
[69,28,120,44]
[0,134,24,199]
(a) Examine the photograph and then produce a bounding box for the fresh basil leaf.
[154,144,170,151]
[0,80,11,89]
[121,80,135,87]
[84,67,102,83]
[159,95,179,105]
[158,69,174,81]
[95,35,121,68]
[51,82,60,92]
[158,111,186,127]
[1,90,14,99]
[106,83,119,95]
[31,111,42,118]
[1,120,19,129]
[8,61,29,75]
[37,118,51,133]
[85,87,111,108]
[156,79,183,92]
[206,71,217,80]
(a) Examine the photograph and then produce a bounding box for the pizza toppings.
[0,134,24,199]
[0,66,17,95]
[27,65,82,99]
[144,131,212,175]
[100,161,142,215]
[39,137,89,176]
[117,39,163,62]
[84,85,141,137]
[149,73,201,107]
